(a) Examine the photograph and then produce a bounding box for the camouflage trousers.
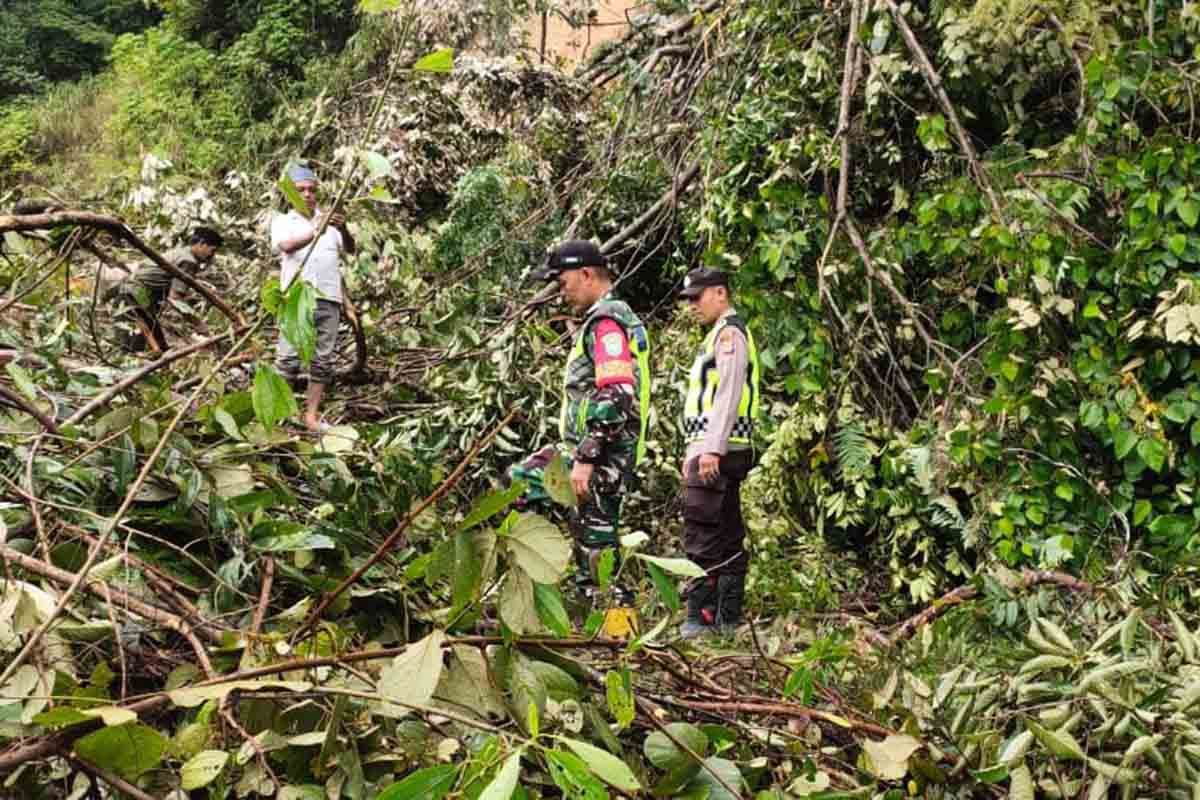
[508,444,632,552]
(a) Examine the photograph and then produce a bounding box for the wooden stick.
[0,542,223,645]
[63,327,246,426]
[58,748,161,800]
[250,557,275,636]
[0,384,58,434]
[881,0,1004,219]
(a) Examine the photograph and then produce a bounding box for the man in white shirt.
[270,164,356,432]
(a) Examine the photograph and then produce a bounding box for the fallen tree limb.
[0,542,224,645]
[0,384,58,434]
[886,569,1095,645]
[881,0,1003,219]
[294,408,522,637]
[0,211,243,324]
[0,635,630,774]
[602,160,701,257]
[63,327,247,427]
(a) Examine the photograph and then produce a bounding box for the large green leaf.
[458,482,524,533]
[376,630,447,718]
[643,722,709,772]
[279,279,317,364]
[645,561,680,612]
[505,513,572,583]
[1113,428,1138,460]
[74,723,166,780]
[252,364,298,432]
[534,582,571,637]
[634,554,706,578]
[180,750,229,790]
[559,737,641,792]
[1137,437,1166,473]
[377,764,458,800]
[682,757,744,800]
[435,646,506,721]
[478,750,522,800]
[278,171,311,218]
[499,568,541,634]
[543,453,577,508]
[546,749,608,800]
[413,48,454,73]
[1026,719,1085,760]
[1009,763,1035,800]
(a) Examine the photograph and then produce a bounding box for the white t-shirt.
[270,209,344,304]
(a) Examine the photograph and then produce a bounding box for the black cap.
[679,267,730,298]
[530,239,606,282]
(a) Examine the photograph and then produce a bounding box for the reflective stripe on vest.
[682,314,759,445]
[558,297,653,465]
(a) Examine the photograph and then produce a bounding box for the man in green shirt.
[111,227,223,352]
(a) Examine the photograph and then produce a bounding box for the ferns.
[834,421,872,479]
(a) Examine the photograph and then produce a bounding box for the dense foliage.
[7,0,1200,797]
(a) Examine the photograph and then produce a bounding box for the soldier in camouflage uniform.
[511,240,651,593]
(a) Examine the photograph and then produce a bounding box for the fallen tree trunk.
[0,211,244,325]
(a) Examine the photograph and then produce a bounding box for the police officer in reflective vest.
[678,267,760,638]
[512,240,652,598]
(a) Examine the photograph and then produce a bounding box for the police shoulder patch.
[718,328,737,355]
[602,331,625,357]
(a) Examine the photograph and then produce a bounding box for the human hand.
[571,461,594,500]
[327,212,346,229]
[698,453,720,483]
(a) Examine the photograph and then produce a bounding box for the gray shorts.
[275,299,341,385]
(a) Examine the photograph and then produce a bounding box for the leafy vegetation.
[6,0,1200,797]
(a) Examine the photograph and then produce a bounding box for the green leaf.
[605,671,635,730]
[1178,198,1199,228]
[376,630,447,718]
[1113,428,1138,460]
[32,707,91,730]
[534,582,572,637]
[252,364,298,432]
[547,749,608,800]
[559,737,641,792]
[499,567,541,635]
[5,362,38,401]
[75,723,166,780]
[683,757,744,800]
[413,48,454,73]
[505,513,572,583]
[1026,719,1085,760]
[319,424,359,454]
[1054,483,1074,502]
[543,453,577,508]
[1009,763,1035,800]
[1168,233,1188,257]
[634,554,706,578]
[279,171,311,218]
[180,750,229,790]
[279,279,317,364]
[458,482,524,533]
[644,722,709,772]
[261,277,283,314]
[478,750,522,800]
[377,765,458,800]
[646,561,680,612]
[1137,438,1166,473]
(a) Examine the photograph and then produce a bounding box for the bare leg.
[304,381,326,431]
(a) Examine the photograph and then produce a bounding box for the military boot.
[679,576,718,639]
[715,574,745,635]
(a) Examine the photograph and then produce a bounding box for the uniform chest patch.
[602,331,625,356]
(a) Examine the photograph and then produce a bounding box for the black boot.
[715,574,745,635]
[680,576,718,639]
